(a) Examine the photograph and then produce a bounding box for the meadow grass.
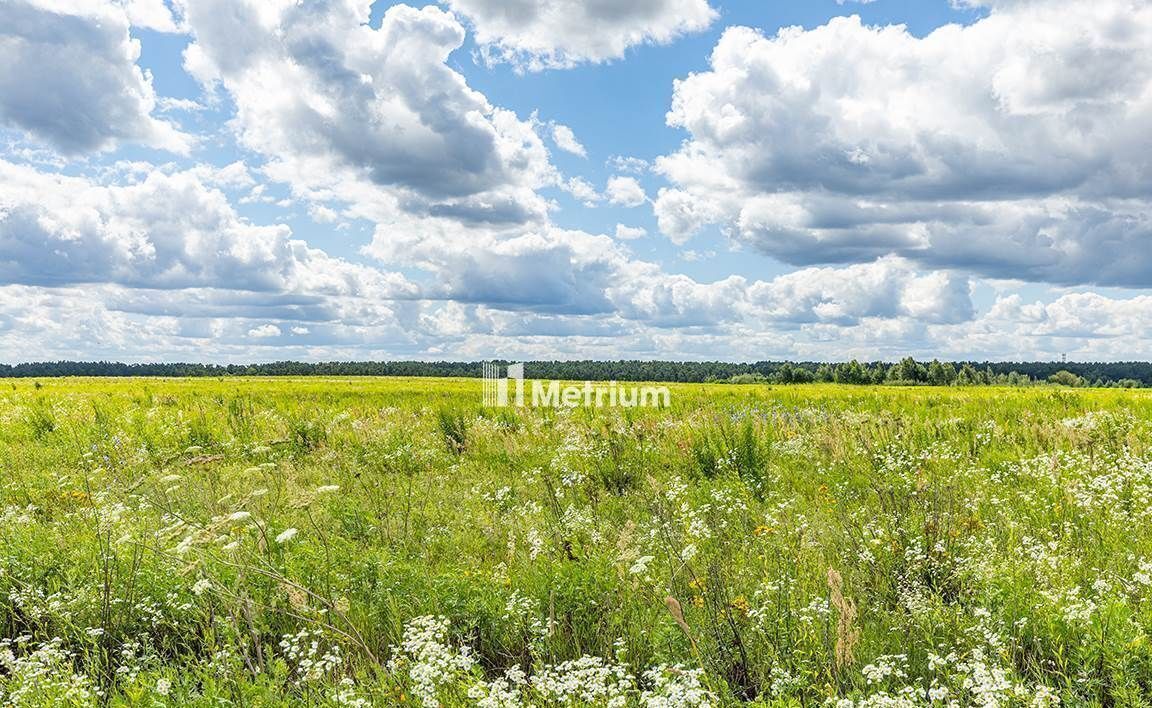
[1,377,1151,706]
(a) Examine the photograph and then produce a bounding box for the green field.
[2,378,1152,706]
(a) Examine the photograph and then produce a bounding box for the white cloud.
[563,176,600,206]
[981,291,1152,339]
[652,188,724,244]
[157,97,206,113]
[0,159,413,299]
[550,122,586,157]
[363,220,625,315]
[0,0,190,154]
[596,257,971,331]
[116,0,182,32]
[614,224,647,240]
[607,155,649,174]
[744,257,974,326]
[445,0,718,70]
[605,175,647,207]
[180,1,554,227]
[655,1,1152,286]
[248,324,281,338]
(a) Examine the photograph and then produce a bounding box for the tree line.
[0,359,1148,387]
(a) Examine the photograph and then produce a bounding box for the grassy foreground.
[2,378,1152,706]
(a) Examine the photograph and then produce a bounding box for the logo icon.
[482,361,524,407]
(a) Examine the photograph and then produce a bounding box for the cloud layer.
[0,0,1148,363]
[655,1,1152,286]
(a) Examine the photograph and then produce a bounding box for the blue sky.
[1,0,1149,362]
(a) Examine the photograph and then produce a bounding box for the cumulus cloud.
[0,0,190,154]
[562,176,600,206]
[601,256,974,330]
[982,292,1152,339]
[745,258,974,326]
[180,1,554,226]
[358,208,944,332]
[0,159,412,298]
[655,1,1152,286]
[445,0,718,70]
[550,122,586,157]
[605,176,647,207]
[614,224,647,240]
[363,219,624,315]
[116,0,182,32]
[248,324,281,338]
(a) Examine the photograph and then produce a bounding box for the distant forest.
[1,359,1150,387]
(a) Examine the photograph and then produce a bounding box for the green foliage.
[1049,369,1088,387]
[285,411,328,452]
[436,406,469,453]
[688,416,769,497]
[727,373,768,385]
[23,400,56,439]
[4,358,1151,387]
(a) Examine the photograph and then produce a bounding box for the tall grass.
[0,378,1148,705]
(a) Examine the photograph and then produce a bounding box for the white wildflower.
[630,556,655,575]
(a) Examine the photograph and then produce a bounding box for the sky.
[1,0,1150,363]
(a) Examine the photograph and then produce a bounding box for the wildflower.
[526,528,544,560]
[315,485,340,494]
[192,579,212,596]
[729,595,750,616]
[279,628,344,684]
[155,678,172,696]
[275,528,299,544]
[331,677,369,707]
[469,666,527,708]
[630,555,655,575]
[640,665,713,707]
[227,511,251,522]
[388,616,475,707]
[533,656,635,707]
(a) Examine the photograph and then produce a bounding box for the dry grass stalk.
[665,595,698,652]
[827,568,860,669]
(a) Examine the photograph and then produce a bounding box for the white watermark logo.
[482,362,670,408]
